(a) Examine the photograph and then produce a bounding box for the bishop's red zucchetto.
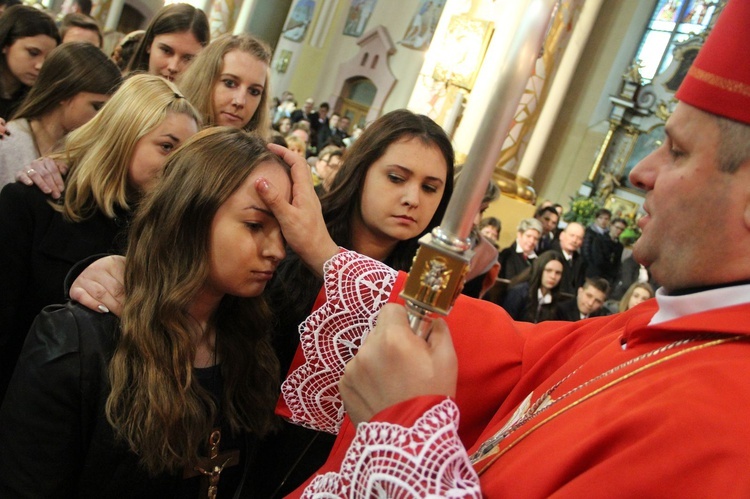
[676,0,750,125]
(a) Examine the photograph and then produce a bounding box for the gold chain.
[471,334,746,475]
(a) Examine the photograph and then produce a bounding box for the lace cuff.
[281,250,398,433]
[300,399,481,498]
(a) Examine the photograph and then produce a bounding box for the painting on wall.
[432,15,493,90]
[399,0,447,51]
[344,0,378,38]
[605,195,639,220]
[275,50,293,73]
[282,0,316,42]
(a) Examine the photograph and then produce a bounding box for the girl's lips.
[221,112,242,122]
[394,215,416,223]
[252,271,275,281]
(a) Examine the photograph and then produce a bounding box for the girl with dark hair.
[126,3,209,81]
[502,250,567,323]
[253,108,454,496]
[0,5,60,120]
[62,108,456,497]
[0,42,121,187]
[0,127,289,496]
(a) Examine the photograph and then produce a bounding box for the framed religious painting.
[399,0,447,50]
[282,0,316,43]
[343,0,378,38]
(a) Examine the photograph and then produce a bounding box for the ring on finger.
[26,168,35,175]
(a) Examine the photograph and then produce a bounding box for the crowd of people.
[1,0,749,497]
[483,199,657,324]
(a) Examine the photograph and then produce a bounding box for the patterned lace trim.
[301,399,481,498]
[281,250,397,433]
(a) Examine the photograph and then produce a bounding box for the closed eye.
[387,173,405,184]
[245,222,263,232]
[422,183,438,193]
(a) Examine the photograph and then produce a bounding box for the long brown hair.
[106,127,283,474]
[126,3,209,74]
[12,42,121,121]
[272,110,454,339]
[0,5,59,96]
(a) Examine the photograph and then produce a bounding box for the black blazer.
[0,183,129,400]
[556,296,608,321]
[498,242,533,281]
[556,297,583,321]
[0,303,249,498]
[551,240,587,296]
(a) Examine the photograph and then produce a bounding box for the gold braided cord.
[474,335,746,475]
[688,66,750,98]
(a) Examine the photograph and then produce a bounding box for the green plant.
[563,196,601,227]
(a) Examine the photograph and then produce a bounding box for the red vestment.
[282,251,750,497]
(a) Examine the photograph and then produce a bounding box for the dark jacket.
[586,233,623,284]
[556,297,608,322]
[502,282,559,323]
[0,182,129,400]
[498,242,533,281]
[0,303,249,498]
[551,239,586,297]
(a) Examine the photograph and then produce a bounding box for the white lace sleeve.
[301,399,482,498]
[281,250,398,433]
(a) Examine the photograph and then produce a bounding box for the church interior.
[44,0,723,248]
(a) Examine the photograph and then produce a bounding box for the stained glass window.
[634,0,720,81]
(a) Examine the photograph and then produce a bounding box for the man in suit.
[552,221,586,297]
[557,277,609,321]
[586,217,626,285]
[534,205,559,253]
[290,97,320,136]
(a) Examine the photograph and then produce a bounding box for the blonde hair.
[618,281,654,312]
[284,134,306,154]
[53,74,202,222]
[178,33,271,137]
[107,127,283,474]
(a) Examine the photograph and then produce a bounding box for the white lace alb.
[301,399,481,498]
[281,250,397,433]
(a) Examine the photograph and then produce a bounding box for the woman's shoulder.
[31,302,120,361]
[0,121,37,187]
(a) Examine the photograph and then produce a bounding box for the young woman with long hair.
[61,108,455,496]
[502,250,567,323]
[0,127,291,496]
[126,3,209,81]
[251,108,454,496]
[0,42,121,187]
[178,33,271,136]
[0,5,60,120]
[618,281,654,312]
[0,74,201,401]
[15,32,271,195]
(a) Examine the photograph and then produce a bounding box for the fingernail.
[23,179,33,185]
[97,304,110,313]
[256,178,269,192]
